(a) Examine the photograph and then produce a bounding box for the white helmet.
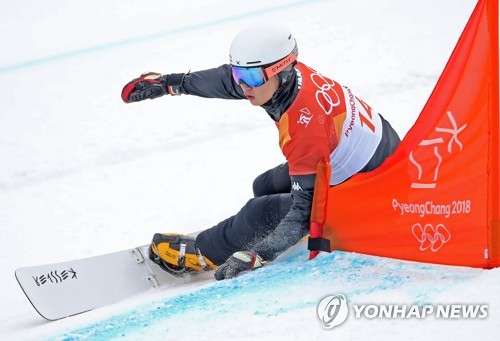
[229,24,298,67]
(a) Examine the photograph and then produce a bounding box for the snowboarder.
[121,24,401,280]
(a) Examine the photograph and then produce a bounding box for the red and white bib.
[277,63,382,185]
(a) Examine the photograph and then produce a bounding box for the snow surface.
[1,0,499,340]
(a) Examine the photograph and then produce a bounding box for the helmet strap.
[263,53,297,80]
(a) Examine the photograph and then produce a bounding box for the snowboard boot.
[149,233,216,276]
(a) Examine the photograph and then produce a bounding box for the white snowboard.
[15,245,198,320]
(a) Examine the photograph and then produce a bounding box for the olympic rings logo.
[308,68,341,116]
[411,223,451,252]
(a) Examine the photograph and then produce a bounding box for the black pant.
[196,115,400,265]
[196,164,293,265]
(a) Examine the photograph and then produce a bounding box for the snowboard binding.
[149,233,216,276]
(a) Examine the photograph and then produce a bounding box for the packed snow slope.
[1,0,498,340]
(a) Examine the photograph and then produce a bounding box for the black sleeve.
[252,174,316,261]
[171,64,246,100]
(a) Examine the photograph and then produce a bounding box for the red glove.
[121,72,169,103]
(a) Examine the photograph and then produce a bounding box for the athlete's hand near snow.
[121,72,184,103]
[214,251,265,280]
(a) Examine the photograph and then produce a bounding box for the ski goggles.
[231,53,297,87]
